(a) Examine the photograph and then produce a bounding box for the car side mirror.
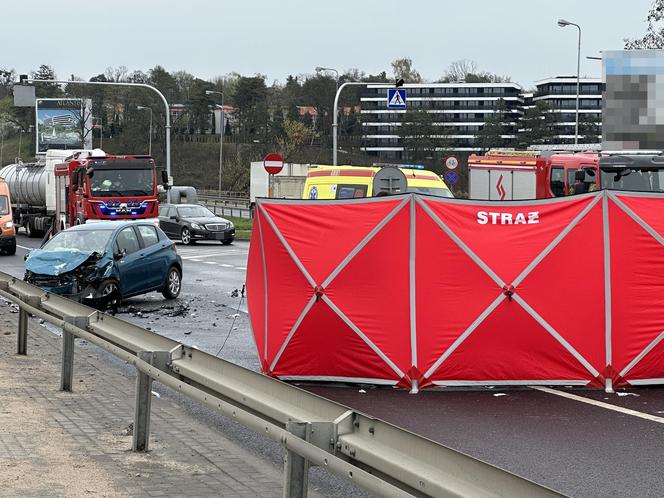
[113,248,126,260]
[161,171,170,190]
[169,215,178,220]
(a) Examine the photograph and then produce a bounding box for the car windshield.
[89,169,155,197]
[600,168,664,192]
[0,195,8,215]
[43,229,113,254]
[177,206,215,218]
[407,186,454,198]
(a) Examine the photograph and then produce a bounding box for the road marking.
[238,267,247,270]
[204,261,217,265]
[532,386,664,424]
[221,264,232,268]
[16,244,32,251]
[180,252,247,260]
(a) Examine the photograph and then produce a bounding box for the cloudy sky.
[1,0,654,88]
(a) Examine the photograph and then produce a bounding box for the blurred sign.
[35,98,92,153]
[387,89,407,109]
[444,170,459,185]
[445,156,459,170]
[13,85,35,107]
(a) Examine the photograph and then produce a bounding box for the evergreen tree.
[476,99,508,152]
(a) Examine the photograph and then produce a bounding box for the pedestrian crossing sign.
[387,88,407,109]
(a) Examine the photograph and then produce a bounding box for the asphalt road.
[4,232,664,497]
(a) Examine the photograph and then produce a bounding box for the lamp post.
[205,90,224,194]
[315,66,340,93]
[0,124,5,167]
[137,106,153,156]
[94,117,103,149]
[25,78,173,201]
[332,81,395,165]
[557,18,582,145]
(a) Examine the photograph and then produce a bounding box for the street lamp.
[94,117,103,149]
[557,18,582,145]
[205,90,224,193]
[315,66,340,93]
[26,78,173,202]
[137,106,153,156]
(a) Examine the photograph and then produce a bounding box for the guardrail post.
[60,329,75,391]
[17,308,28,355]
[283,421,310,498]
[133,351,154,452]
[132,351,170,452]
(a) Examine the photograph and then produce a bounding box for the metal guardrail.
[0,271,564,498]
[199,195,252,219]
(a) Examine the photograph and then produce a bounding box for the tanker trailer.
[0,158,55,237]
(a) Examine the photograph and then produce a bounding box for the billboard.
[35,98,92,153]
[603,50,664,150]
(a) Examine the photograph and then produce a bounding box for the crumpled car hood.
[26,249,98,276]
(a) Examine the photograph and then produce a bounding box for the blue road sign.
[387,88,407,109]
[444,170,459,186]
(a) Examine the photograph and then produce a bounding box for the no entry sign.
[263,153,284,175]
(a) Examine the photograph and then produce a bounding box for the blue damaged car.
[24,221,182,306]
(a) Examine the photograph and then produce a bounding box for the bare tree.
[625,0,664,48]
[104,66,128,83]
[438,59,511,83]
[441,60,479,82]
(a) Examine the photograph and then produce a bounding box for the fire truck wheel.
[180,227,193,245]
[162,266,182,299]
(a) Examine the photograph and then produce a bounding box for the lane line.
[220,264,233,268]
[204,261,217,265]
[532,386,664,424]
[16,244,33,251]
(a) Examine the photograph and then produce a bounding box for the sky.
[1,0,655,89]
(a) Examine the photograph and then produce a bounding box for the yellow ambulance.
[0,176,16,255]
[302,165,453,200]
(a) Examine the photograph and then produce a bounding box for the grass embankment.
[229,216,252,240]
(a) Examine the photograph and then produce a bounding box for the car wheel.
[162,266,181,299]
[221,238,234,245]
[25,221,35,238]
[180,227,192,245]
[98,279,121,308]
[6,244,16,256]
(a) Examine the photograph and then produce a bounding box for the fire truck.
[0,149,168,237]
[469,149,664,200]
[468,150,600,200]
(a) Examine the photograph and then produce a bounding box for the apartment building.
[360,83,524,159]
[533,77,603,144]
